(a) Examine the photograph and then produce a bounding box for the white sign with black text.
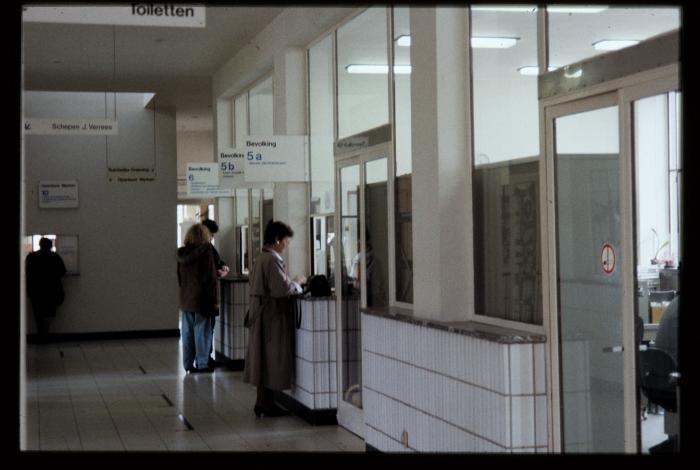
[39,181,79,209]
[22,5,205,28]
[244,136,308,182]
[24,118,118,136]
[218,148,246,189]
[186,163,231,197]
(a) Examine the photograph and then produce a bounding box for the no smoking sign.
[601,242,616,275]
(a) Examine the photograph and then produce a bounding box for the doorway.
[334,143,390,438]
[543,66,680,452]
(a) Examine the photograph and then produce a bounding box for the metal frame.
[541,66,679,453]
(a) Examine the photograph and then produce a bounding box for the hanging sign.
[243,136,308,182]
[601,242,616,275]
[24,118,118,136]
[186,163,231,197]
[39,180,79,209]
[218,148,245,189]
[22,5,206,28]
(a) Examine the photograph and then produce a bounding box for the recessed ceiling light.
[547,6,608,13]
[396,34,411,47]
[472,6,538,12]
[471,37,519,48]
[592,39,640,50]
[517,65,557,75]
[345,64,412,74]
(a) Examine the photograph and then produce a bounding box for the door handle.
[603,345,624,353]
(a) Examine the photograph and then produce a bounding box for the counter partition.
[216,276,249,370]
[361,307,549,453]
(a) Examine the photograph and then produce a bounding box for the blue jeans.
[181,311,214,370]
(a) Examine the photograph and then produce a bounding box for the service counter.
[360,306,549,453]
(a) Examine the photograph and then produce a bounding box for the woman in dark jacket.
[243,220,305,417]
[177,223,219,373]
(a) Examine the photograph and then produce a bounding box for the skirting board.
[26,329,180,344]
[274,390,338,426]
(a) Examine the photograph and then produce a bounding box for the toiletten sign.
[24,118,118,136]
[22,5,206,28]
[218,148,245,189]
[39,180,79,209]
[244,136,308,182]
[186,163,230,197]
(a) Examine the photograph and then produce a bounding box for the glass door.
[335,147,389,438]
[547,93,627,452]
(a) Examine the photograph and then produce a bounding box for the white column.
[214,98,236,268]
[410,7,474,321]
[273,47,310,279]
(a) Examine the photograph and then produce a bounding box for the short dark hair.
[264,220,294,245]
[201,219,219,235]
[39,237,53,250]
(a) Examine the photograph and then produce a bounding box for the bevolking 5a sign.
[244,136,309,182]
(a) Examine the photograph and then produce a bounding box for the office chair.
[639,347,679,452]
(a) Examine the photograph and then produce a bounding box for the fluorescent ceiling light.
[592,39,640,50]
[517,65,557,75]
[471,37,519,48]
[547,6,608,13]
[345,64,412,74]
[471,6,537,12]
[396,34,411,47]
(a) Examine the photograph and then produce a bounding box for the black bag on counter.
[303,274,331,297]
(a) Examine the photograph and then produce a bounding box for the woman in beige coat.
[243,220,305,417]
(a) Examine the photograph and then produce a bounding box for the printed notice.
[39,181,79,209]
[187,163,231,197]
[24,118,118,136]
[107,167,156,183]
[22,5,205,28]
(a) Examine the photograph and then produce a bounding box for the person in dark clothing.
[26,237,66,343]
[177,224,219,373]
[201,219,229,368]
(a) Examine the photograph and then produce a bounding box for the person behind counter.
[243,220,306,417]
[201,218,229,368]
[177,223,219,373]
[26,237,67,343]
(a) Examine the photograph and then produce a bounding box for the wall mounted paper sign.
[39,181,79,209]
[22,5,205,28]
[55,235,79,275]
[24,118,118,136]
[218,148,246,189]
[186,163,231,197]
[244,136,308,182]
[601,242,616,275]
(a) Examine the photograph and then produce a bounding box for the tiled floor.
[22,338,366,452]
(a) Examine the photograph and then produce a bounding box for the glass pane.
[312,215,336,292]
[554,105,623,452]
[548,6,680,69]
[471,5,542,325]
[393,6,412,303]
[364,158,388,309]
[340,165,361,409]
[250,189,263,271]
[234,93,248,148]
[236,188,249,275]
[249,76,273,136]
[337,7,389,139]
[309,35,335,214]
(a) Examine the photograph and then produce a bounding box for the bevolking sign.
[244,136,308,182]
[22,4,206,28]
[186,163,231,197]
[218,148,245,189]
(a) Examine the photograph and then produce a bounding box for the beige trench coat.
[243,248,299,390]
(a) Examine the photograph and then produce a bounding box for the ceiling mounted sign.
[244,136,309,182]
[24,118,118,136]
[22,5,206,28]
[218,148,245,189]
[186,163,231,197]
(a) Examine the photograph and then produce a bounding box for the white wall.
[24,91,178,334]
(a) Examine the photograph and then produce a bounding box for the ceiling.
[22,6,285,131]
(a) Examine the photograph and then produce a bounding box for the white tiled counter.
[362,308,548,453]
[277,297,338,425]
[216,277,249,369]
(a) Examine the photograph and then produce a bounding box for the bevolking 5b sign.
[243,136,309,182]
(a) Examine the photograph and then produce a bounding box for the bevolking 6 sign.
[243,136,309,182]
